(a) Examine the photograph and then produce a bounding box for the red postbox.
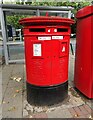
[74,6,93,98]
[19,16,74,105]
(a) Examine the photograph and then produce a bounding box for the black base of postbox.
[26,81,68,106]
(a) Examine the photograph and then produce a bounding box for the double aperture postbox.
[20,16,74,105]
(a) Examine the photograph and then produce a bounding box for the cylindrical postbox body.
[74,6,93,98]
[19,16,74,105]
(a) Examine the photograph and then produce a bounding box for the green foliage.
[15,1,90,8]
[31,1,90,14]
[7,1,90,29]
[6,15,30,28]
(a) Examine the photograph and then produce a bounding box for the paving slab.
[68,104,92,119]
[2,65,14,85]
[8,64,24,87]
[0,68,2,85]
[69,55,75,74]
[68,73,74,87]
[0,67,2,120]
[0,65,2,90]
[2,64,24,118]
[2,84,23,118]
[32,112,48,118]
[47,108,72,118]
[2,84,7,99]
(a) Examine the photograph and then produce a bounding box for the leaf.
[10,76,22,82]
[2,101,6,104]
[15,77,22,82]
[15,90,20,93]
[8,106,16,111]
[13,94,17,97]
[74,114,79,117]
[89,115,93,119]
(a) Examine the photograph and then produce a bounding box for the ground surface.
[0,54,93,119]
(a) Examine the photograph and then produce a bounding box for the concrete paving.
[0,54,92,119]
[0,66,2,119]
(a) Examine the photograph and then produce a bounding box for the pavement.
[0,53,93,119]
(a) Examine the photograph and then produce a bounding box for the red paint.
[74,6,93,98]
[19,16,74,86]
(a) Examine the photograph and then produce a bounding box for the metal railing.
[0,4,73,65]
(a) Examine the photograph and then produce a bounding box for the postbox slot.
[29,28,45,32]
[57,28,68,32]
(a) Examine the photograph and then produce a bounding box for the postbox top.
[76,5,93,19]
[19,16,74,26]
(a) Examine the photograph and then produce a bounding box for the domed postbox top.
[19,16,74,26]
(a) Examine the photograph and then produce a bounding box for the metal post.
[70,43,74,55]
[1,0,3,4]
[19,29,22,41]
[36,9,40,16]
[68,10,71,19]
[0,8,9,65]
[4,12,11,59]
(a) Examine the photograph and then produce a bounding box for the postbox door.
[26,40,52,86]
[51,40,69,85]
[43,40,52,85]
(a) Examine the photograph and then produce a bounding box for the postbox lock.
[48,29,50,32]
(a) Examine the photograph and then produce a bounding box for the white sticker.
[33,44,41,56]
[62,46,65,52]
[38,37,51,40]
[52,36,63,39]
